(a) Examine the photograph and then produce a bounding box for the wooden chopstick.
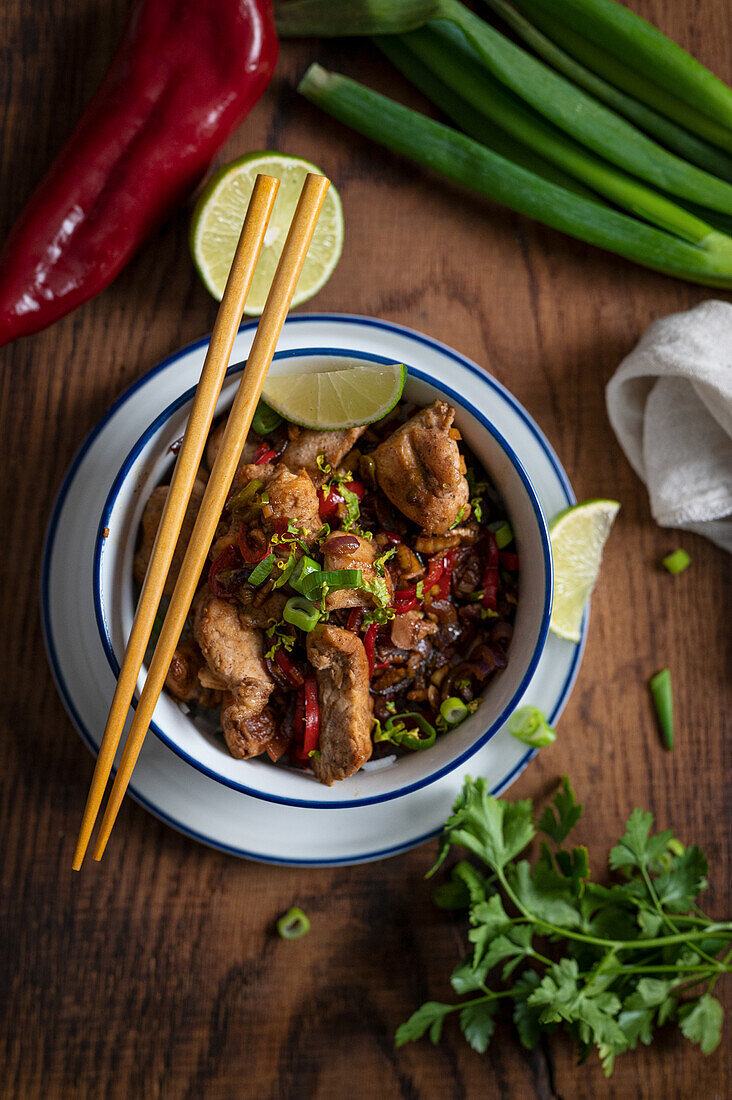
[90,172,331,863]
[72,174,280,871]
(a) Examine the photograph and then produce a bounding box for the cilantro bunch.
[397,778,731,1073]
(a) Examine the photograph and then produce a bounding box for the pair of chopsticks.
[73,172,331,869]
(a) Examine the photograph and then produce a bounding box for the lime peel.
[262,363,407,430]
[549,498,620,642]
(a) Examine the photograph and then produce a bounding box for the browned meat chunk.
[206,418,263,472]
[133,478,206,596]
[193,592,274,721]
[322,531,393,611]
[306,625,373,785]
[390,611,438,651]
[373,400,470,535]
[221,704,278,760]
[230,462,321,545]
[281,425,366,481]
[165,639,221,708]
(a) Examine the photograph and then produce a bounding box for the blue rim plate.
[41,314,585,866]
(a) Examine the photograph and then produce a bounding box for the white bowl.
[95,347,553,808]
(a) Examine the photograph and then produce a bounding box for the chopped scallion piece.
[662,548,691,575]
[301,568,363,600]
[289,555,322,595]
[374,712,437,750]
[649,668,674,750]
[508,705,556,747]
[276,907,311,940]
[252,399,283,436]
[229,478,263,512]
[489,520,514,549]
[248,553,276,586]
[283,595,322,632]
[273,553,298,589]
[440,696,469,725]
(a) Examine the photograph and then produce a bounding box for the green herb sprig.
[397,777,731,1073]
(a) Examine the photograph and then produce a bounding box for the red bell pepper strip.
[208,543,243,599]
[274,649,305,688]
[422,556,445,596]
[346,608,363,633]
[436,550,457,600]
[501,550,520,572]
[364,623,377,677]
[482,532,500,610]
[303,676,320,754]
[317,480,365,519]
[293,686,305,740]
[0,0,278,347]
[393,588,418,614]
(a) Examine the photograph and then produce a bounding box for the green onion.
[275,0,439,36]
[487,519,513,548]
[402,23,719,244]
[375,36,597,200]
[272,552,298,589]
[276,907,311,939]
[440,696,469,725]
[301,568,364,600]
[435,0,732,215]
[508,705,556,747]
[375,712,437,750]
[252,399,283,435]
[228,478,263,513]
[486,0,732,177]
[248,553,276,586]
[298,66,732,287]
[506,0,732,139]
[662,548,691,575]
[289,555,322,595]
[649,668,674,750]
[283,595,322,632]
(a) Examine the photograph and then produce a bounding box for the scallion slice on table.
[662,548,691,575]
[299,65,732,287]
[649,668,674,750]
[276,907,311,940]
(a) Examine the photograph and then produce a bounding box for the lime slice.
[191,152,344,314]
[549,499,620,642]
[262,363,407,430]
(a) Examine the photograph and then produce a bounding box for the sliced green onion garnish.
[301,568,363,600]
[248,553,276,586]
[283,595,322,632]
[508,705,556,748]
[289,555,322,595]
[662,549,691,575]
[375,711,437,751]
[649,668,673,750]
[273,553,298,589]
[229,478,263,512]
[276,907,311,940]
[440,697,469,726]
[252,399,283,436]
[489,520,514,549]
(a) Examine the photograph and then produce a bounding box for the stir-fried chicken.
[220,703,288,761]
[233,461,321,544]
[281,425,366,481]
[134,478,206,596]
[373,400,470,535]
[322,531,394,611]
[306,625,373,784]
[193,591,274,726]
[390,610,438,651]
[165,638,221,708]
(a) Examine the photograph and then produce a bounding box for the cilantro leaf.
[509,860,581,928]
[653,846,708,911]
[395,1002,453,1046]
[538,776,583,846]
[459,1000,497,1053]
[609,809,673,872]
[678,995,724,1055]
[512,971,545,1050]
[443,779,534,871]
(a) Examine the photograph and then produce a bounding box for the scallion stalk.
[437,0,732,214]
[402,24,716,244]
[275,0,439,36]
[298,65,732,287]
[480,0,732,182]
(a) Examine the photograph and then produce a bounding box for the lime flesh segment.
[549,499,620,642]
[262,364,407,430]
[190,152,344,314]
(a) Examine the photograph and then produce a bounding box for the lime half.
[262,363,407,430]
[549,499,620,642]
[191,152,344,314]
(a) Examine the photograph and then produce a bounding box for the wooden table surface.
[1,2,730,1097]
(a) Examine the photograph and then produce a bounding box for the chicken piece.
[206,419,263,472]
[165,638,221,708]
[231,462,322,545]
[238,591,287,631]
[322,531,394,611]
[134,478,206,596]
[390,611,438,651]
[221,704,280,760]
[306,625,373,785]
[373,400,470,535]
[193,591,274,721]
[281,425,366,481]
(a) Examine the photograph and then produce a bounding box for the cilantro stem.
[640,864,721,969]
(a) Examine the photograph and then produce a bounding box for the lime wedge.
[549,499,620,642]
[262,363,407,430]
[190,152,344,314]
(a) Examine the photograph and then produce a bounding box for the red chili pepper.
[422,556,445,596]
[393,589,418,614]
[482,533,499,610]
[303,676,320,754]
[254,443,277,465]
[379,530,403,546]
[208,543,242,599]
[501,551,520,572]
[275,649,305,689]
[293,686,305,739]
[0,0,278,347]
[346,479,365,501]
[238,523,269,564]
[436,550,457,600]
[346,609,363,633]
[317,480,364,519]
[364,624,377,677]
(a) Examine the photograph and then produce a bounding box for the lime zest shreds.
[276,907,311,940]
[508,704,556,747]
[262,363,407,430]
[649,668,674,751]
[275,0,439,36]
[662,548,691,575]
[297,67,732,288]
[479,0,732,183]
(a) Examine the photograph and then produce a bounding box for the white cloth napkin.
[606,299,732,553]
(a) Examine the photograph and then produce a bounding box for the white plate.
[42,314,586,866]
